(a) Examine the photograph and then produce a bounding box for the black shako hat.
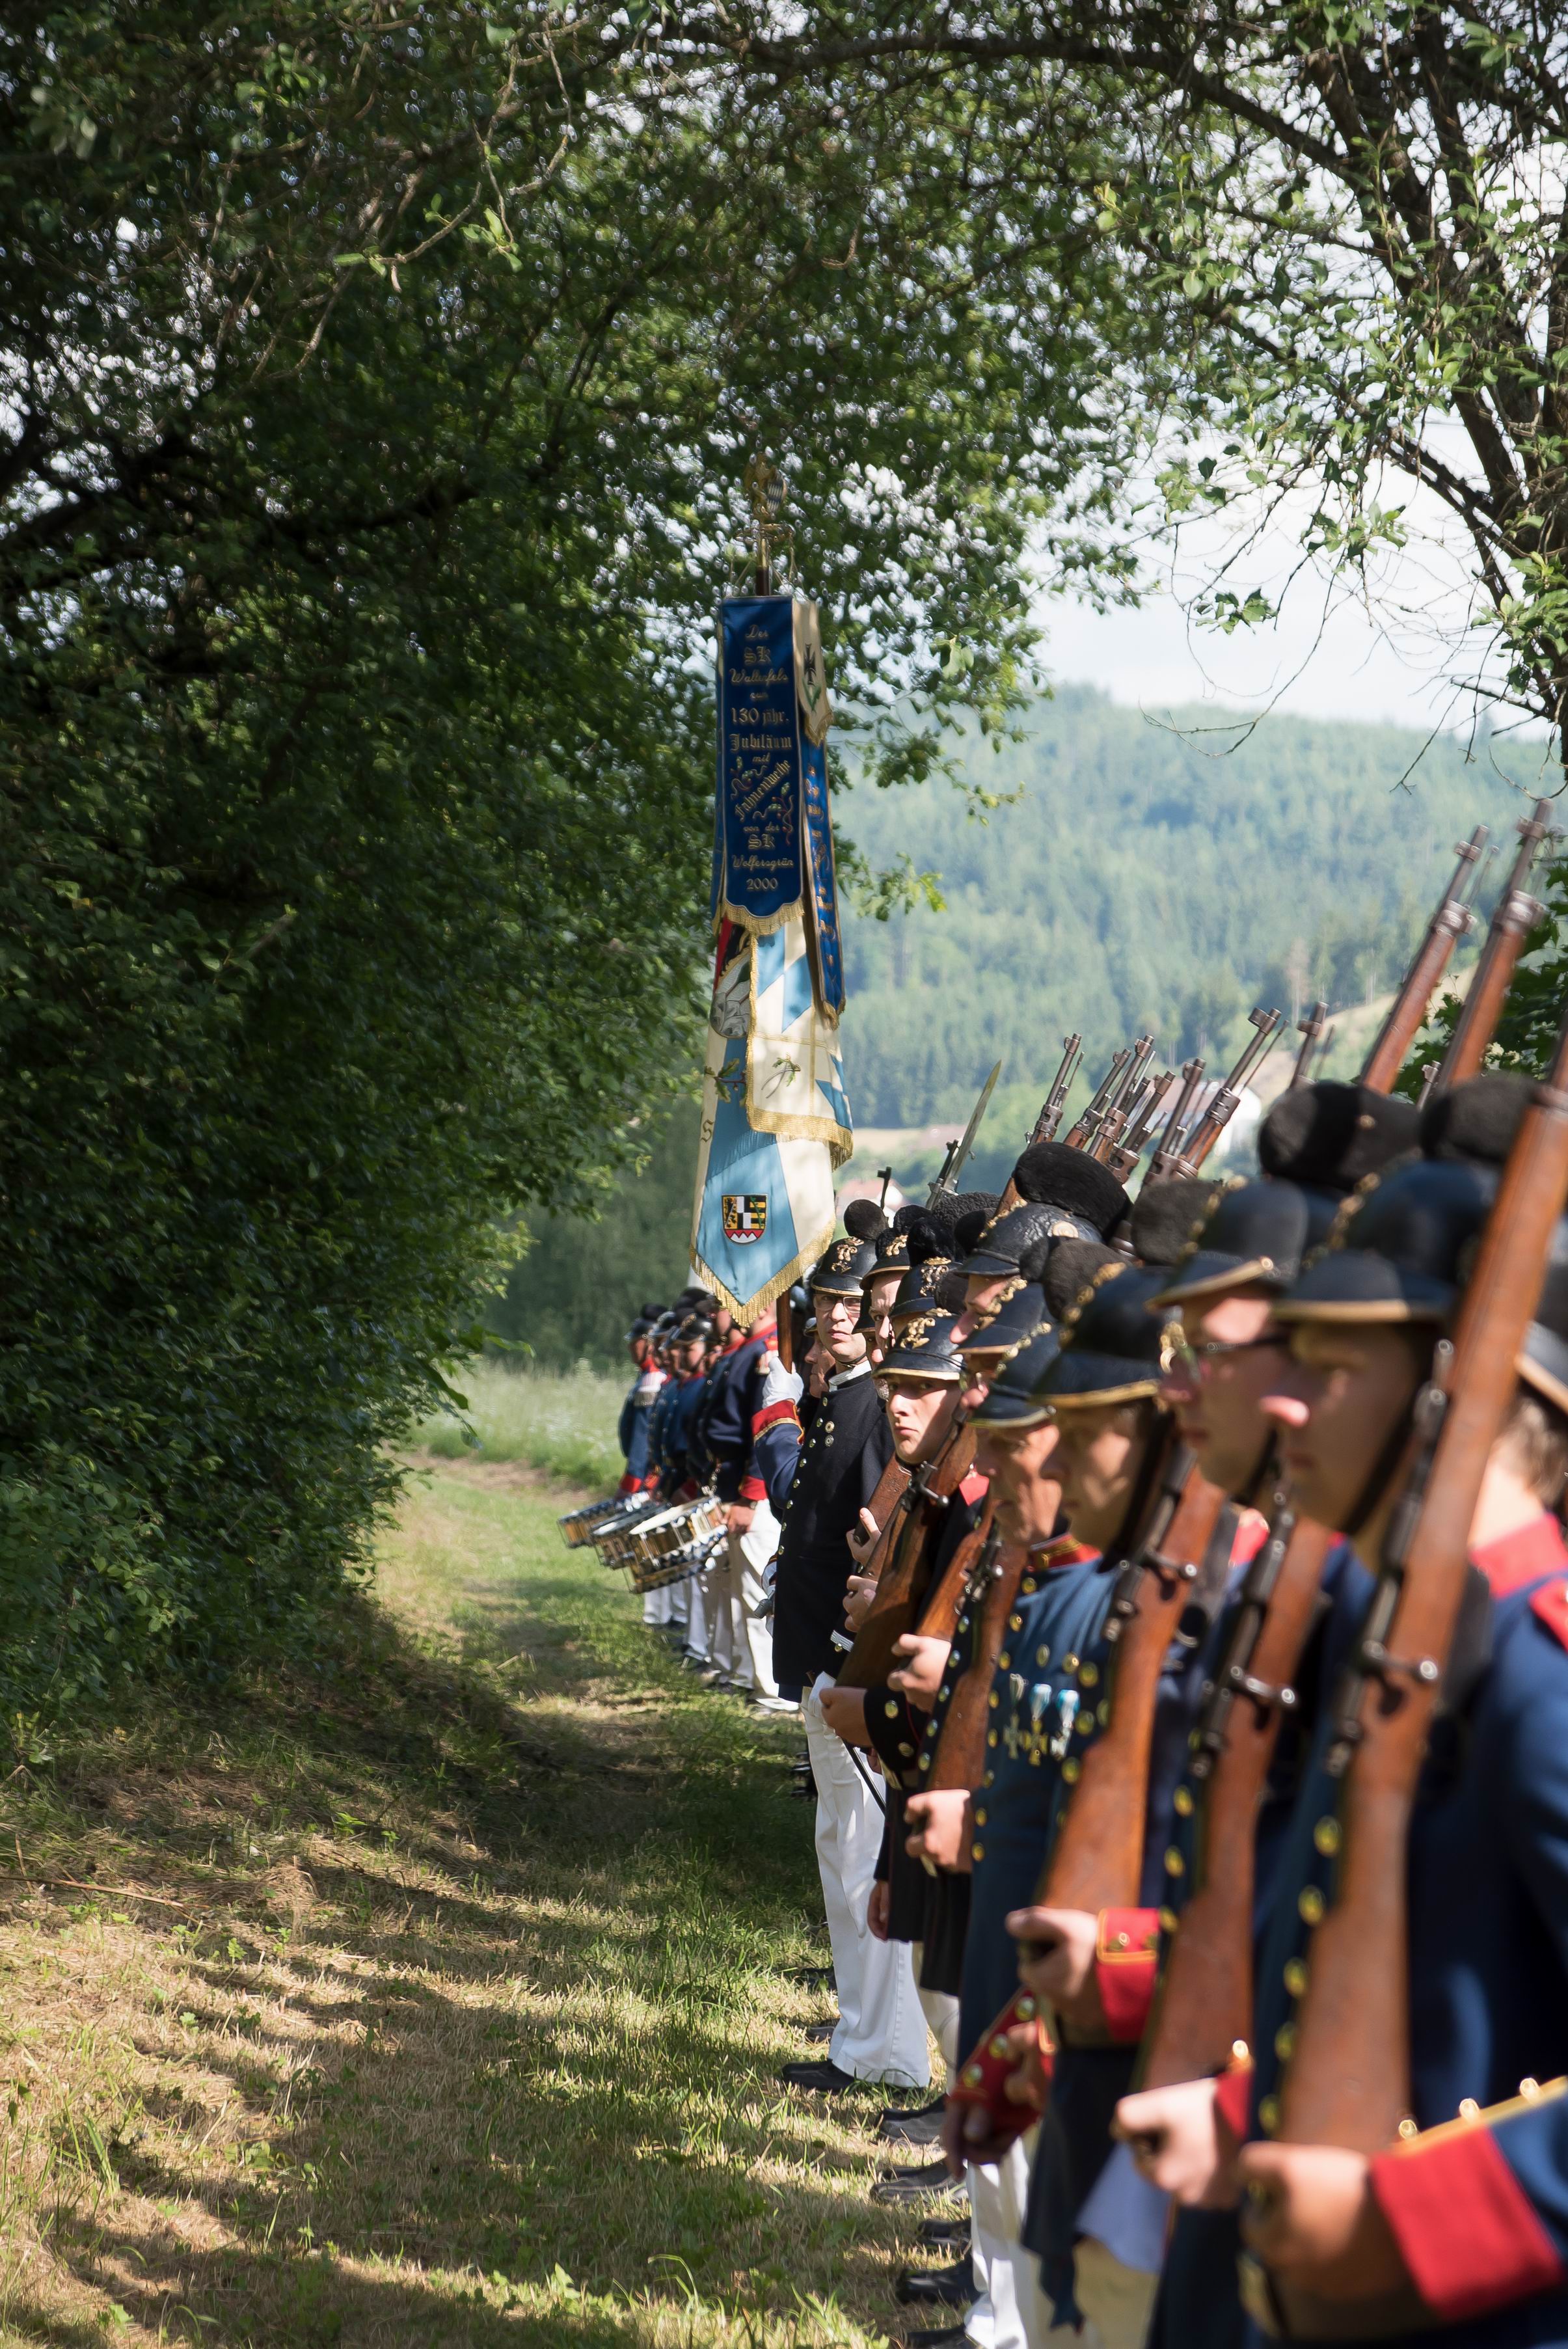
[881,1309,966,1385]
[891,1258,954,1324]
[971,1324,1063,1427]
[959,1201,1092,1280]
[811,1232,879,1297]
[956,1278,1048,1363]
[1034,1261,1178,1406]
[1258,1080,1420,1195]
[1153,1176,1338,1309]
[873,1202,927,1276]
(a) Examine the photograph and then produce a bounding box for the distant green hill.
[835,685,1539,1134]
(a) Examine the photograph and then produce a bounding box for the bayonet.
[928,1060,1003,1203]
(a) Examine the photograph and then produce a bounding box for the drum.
[595,1501,665,1571]
[558,1495,634,1551]
[624,1495,727,1592]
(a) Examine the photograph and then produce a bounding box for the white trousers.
[803,1678,930,2090]
[731,1506,779,1698]
[914,1959,959,2085]
[968,2134,1087,2349]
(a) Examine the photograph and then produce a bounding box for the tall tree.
[0,4,1145,1702]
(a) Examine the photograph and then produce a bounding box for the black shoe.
[804,2018,836,2044]
[787,1962,835,1988]
[878,2093,947,2145]
[918,2216,970,2249]
[896,2253,975,2310]
[778,2058,858,2093]
[895,2325,968,2349]
[870,2155,962,2207]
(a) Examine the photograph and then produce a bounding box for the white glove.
[759,1356,804,1409]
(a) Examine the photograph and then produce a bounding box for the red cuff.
[617,1472,638,1495]
[949,1990,1055,2147]
[1094,1908,1161,2043]
[738,1475,766,1502]
[1213,2057,1254,2144]
[1372,2124,1566,2324]
[752,1399,800,1438]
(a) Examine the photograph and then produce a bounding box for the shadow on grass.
[0,1471,924,2348]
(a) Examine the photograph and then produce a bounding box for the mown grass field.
[0,1454,942,2347]
[412,1361,627,1492]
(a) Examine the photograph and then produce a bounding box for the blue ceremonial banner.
[694,582,850,1319]
[714,596,804,930]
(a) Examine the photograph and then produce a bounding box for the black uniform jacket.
[770,1361,894,1691]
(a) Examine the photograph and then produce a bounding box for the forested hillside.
[836,686,1541,1129]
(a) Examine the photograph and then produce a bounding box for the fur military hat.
[1033,1261,1178,1406]
[970,1324,1062,1428]
[952,1193,1003,1260]
[1041,1238,1122,1323]
[1258,1081,1420,1195]
[1010,1141,1129,1237]
[1129,1176,1220,1270]
[1152,1177,1337,1309]
[842,1197,890,1243]
[881,1309,966,1385]
[1418,1068,1530,1165]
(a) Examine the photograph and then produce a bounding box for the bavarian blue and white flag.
[690,917,852,1320]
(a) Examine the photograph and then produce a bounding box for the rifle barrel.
[1358,825,1488,1092]
[1431,800,1554,1093]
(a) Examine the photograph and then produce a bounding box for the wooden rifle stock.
[1431,799,1553,1093]
[926,1530,1032,1793]
[1037,1445,1231,1914]
[1358,826,1487,1093]
[837,1422,977,1686]
[1277,998,1568,2162]
[915,1489,1000,1651]
[1139,1506,1333,2090]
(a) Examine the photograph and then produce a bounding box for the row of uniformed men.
[737,1074,1568,2349]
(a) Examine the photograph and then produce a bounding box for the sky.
[1033,468,1550,744]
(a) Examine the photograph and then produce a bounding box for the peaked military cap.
[1033,1261,1177,1406]
[891,1258,953,1325]
[956,1279,1048,1363]
[1152,1177,1338,1309]
[959,1201,1088,1280]
[1258,1079,1420,1195]
[1274,1155,1496,1324]
[881,1309,966,1385]
[970,1324,1063,1427]
[811,1232,879,1297]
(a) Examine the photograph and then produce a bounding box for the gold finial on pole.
[743,452,788,591]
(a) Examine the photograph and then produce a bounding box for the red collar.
[1472,1512,1568,1597]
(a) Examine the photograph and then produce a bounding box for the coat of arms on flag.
[692,552,852,1321]
[722,1195,768,1244]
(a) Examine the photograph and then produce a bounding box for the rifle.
[1064,1046,1133,1153]
[1137,1501,1334,2091]
[1170,1009,1284,1176]
[827,1447,912,1620]
[1291,1001,1329,1088]
[928,1061,1003,1204]
[1090,1037,1157,1165]
[1357,826,1488,1093]
[1034,1442,1233,1915]
[1143,1057,1206,1189]
[835,1418,978,1687]
[995,1037,1085,1213]
[922,1527,1032,1794]
[1428,800,1554,1094]
[1107,1068,1178,1186]
[1263,997,1568,2313]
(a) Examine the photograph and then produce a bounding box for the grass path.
[0,1459,942,2347]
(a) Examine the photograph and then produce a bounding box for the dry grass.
[0,1459,943,2348]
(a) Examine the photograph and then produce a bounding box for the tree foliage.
[0,3,1150,1707]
